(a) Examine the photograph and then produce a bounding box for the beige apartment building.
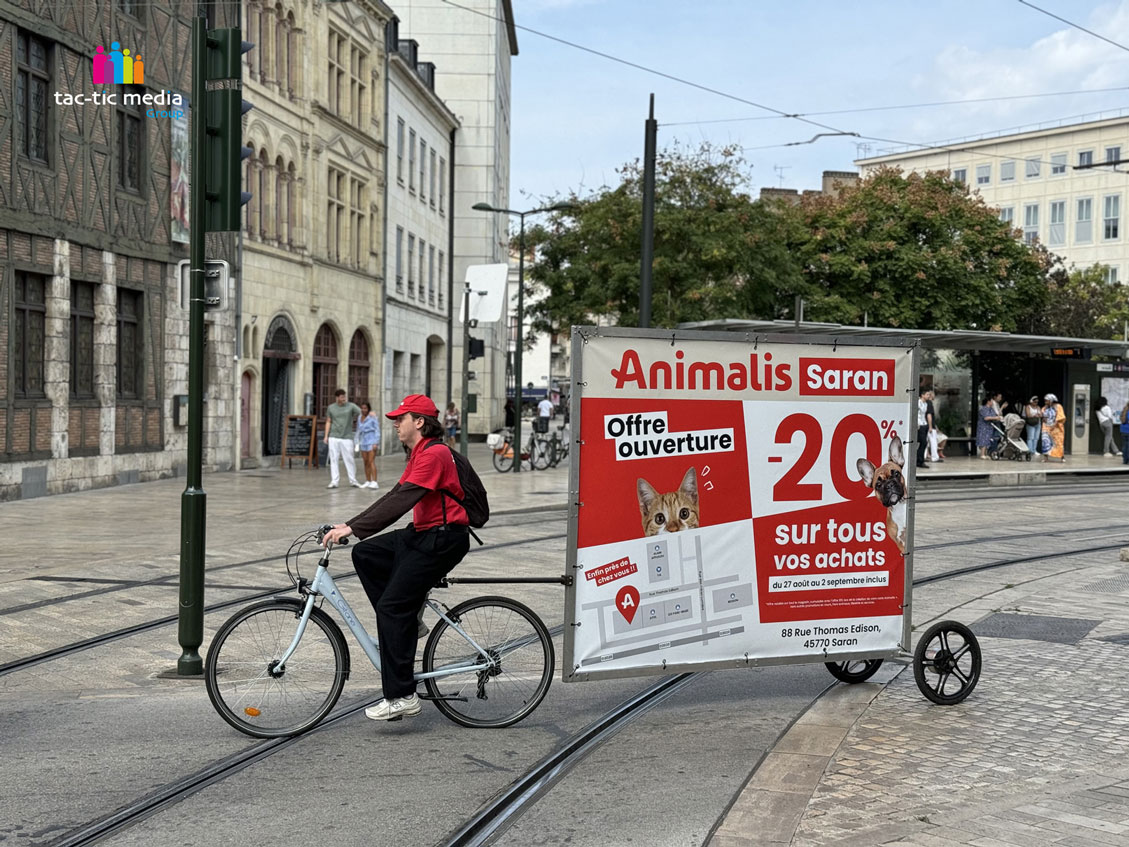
[238,0,392,466]
[857,114,1129,283]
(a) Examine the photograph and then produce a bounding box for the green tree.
[784,167,1051,331]
[1018,261,1129,339]
[521,143,802,333]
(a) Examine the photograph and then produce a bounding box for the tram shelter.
[680,319,1129,456]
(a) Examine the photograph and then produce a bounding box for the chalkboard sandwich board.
[283,415,318,468]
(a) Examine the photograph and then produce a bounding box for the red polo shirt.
[401,438,468,529]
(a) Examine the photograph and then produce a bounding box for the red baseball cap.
[386,394,439,419]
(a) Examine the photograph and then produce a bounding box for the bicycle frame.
[274,548,496,683]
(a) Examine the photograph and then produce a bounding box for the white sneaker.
[370,481,379,490]
[349,480,363,488]
[365,693,421,721]
[327,482,338,489]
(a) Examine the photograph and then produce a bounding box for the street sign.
[178,260,230,311]
[563,326,919,682]
[459,263,508,323]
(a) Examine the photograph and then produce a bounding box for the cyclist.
[323,394,470,721]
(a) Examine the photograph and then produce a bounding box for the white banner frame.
[563,326,920,683]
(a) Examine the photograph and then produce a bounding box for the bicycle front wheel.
[530,437,553,470]
[492,444,514,472]
[205,599,349,738]
[422,596,554,728]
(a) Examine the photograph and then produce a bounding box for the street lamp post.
[472,201,573,472]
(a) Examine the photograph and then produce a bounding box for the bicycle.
[205,525,555,738]
[490,426,553,472]
[546,424,571,468]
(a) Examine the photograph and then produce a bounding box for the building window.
[976,164,990,185]
[328,30,345,116]
[1049,200,1065,247]
[408,129,416,192]
[117,0,143,18]
[327,166,344,263]
[999,207,1014,226]
[438,157,446,214]
[396,118,404,183]
[1025,158,1040,179]
[116,287,143,399]
[1107,146,1122,164]
[1050,153,1067,175]
[70,281,95,398]
[16,30,50,163]
[395,226,404,293]
[1000,160,1015,182]
[428,245,435,305]
[349,43,366,128]
[350,177,365,266]
[348,330,370,405]
[275,13,288,95]
[419,138,426,203]
[1104,194,1120,240]
[1077,197,1093,243]
[1023,203,1039,245]
[438,251,445,308]
[952,168,966,184]
[407,233,415,297]
[13,271,46,397]
[429,148,437,206]
[312,324,338,416]
[419,239,426,296]
[1105,266,1120,285]
[1079,150,1094,167]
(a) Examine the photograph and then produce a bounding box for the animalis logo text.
[608,349,895,396]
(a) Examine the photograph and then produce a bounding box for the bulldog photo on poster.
[566,331,916,681]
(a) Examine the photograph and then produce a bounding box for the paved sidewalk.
[711,546,1129,847]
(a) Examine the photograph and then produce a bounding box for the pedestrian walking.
[1042,393,1065,462]
[976,393,1003,459]
[324,389,363,489]
[536,394,553,434]
[916,387,929,469]
[1096,396,1116,456]
[444,401,460,448]
[356,401,381,489]
[322,394,470,722]
[504,397,516,428]
[1023,395,1043,456]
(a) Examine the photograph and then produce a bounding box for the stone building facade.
[382,18,457,450]
[0,1,238,500]
[237,0,392,467]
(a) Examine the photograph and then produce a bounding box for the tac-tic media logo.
[94,42,145,84]
[53,41,184,119]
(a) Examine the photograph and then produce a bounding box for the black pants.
[352,526,469,699]
[916,425,928,467]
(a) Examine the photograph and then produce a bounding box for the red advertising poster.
[564,329,917,681]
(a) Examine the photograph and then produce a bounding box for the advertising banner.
[563,327,918,682]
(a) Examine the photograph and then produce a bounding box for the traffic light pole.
[177,15,208,676]
[459,281,471,457]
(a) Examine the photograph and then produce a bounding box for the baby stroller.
[989,413,1031,461]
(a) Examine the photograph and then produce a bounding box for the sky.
[499,0,1129,205]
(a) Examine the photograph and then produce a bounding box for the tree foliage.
[1018,261,1129,339]
[521,143,800,333]
[782,167,1051,332]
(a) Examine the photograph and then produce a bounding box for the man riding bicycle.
[323,394,470,721]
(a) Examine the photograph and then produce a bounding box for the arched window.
[258,2,271,83]
[312,324,338,417]
[275,155,286,245]
[286,162,296,248]
[348,330,370,405]
[286,12,297,95]
[244,142,255,234]
[275,6,287,95]
[246,2,259,78]
[257,149,270,240]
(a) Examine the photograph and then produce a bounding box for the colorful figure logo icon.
[93,42,144,85]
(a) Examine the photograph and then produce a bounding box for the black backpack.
[423,439,490,541]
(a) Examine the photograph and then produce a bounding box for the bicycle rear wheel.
[492,444,514,472]
[530,437,553,470]
[205,599,349,738]
[422,596,554,728]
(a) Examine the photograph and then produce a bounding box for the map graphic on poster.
[564,329,918,682]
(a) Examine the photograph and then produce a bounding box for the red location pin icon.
[616,585,640,624]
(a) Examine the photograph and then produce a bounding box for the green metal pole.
[513,214,525,472]
[177,15,208,676]
[459,281,470,456]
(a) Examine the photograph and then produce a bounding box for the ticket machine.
[1071,383,1090,455]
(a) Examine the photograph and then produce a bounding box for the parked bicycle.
[488,426,553,472]
[205,526,555,737]
[546,424,571,468]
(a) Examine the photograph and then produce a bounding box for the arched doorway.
[312,324,339,416]
[262,315,299,456]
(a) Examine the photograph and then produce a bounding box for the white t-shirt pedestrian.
[537,398,554,419]
[1097,404,1113,424]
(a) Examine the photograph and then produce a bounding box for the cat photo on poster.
[637,466,699,536]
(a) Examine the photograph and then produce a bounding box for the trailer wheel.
[913,620,981,705]
[824,659,883,684]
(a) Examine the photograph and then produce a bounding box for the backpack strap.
[422,439,482,545]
